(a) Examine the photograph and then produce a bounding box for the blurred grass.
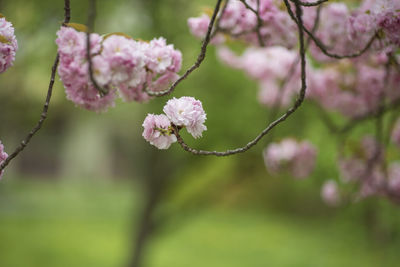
[0,178,399,267]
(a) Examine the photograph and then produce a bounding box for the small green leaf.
[103,32,133,40]
[65,23,88,32]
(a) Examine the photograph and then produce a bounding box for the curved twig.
[285,0,376,59]
[0,0,71,172]
[173,0,308,156]
[291,0,329,7]
[86,0,108,96]
[145,0,223,97]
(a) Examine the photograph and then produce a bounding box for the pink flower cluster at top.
[0,17,18,73]
[208,4,400,116]
[142,96,207,149]
[304,0,400,61]
[56,26,182,112]
[0,141,8,179]
[263,138,317,179]
[188,0,297,48]
[188,0,400,52]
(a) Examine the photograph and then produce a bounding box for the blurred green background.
[1,0,400,266]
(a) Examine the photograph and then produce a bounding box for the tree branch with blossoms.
[149,0,308,157]
[0,0,399,209]
[0,0,71,174]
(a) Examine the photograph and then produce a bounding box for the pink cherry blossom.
[56,27,116,112]
[388,162,400,195]
[391,119,400,147]
[142,114,177,149]
[56,26,183,109]
[188,14,210,39]
[163,96,207,138]
[0,17,18,73]
[0,141,8,179]
[321,180,340,206]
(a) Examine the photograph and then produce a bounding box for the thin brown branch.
[0,0,71,172]
[239,0,256,13]
[285,0,376,59]
[210,0,230,38]
[255,0,265,47]
[268,3,321,121]
[145,0,223,97]
[173,0,308,156]
[292,0,329,7]
[86,0,108,96]
[238,0,265,46]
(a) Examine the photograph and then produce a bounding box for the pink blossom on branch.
[142,96,207,149]
[0,141,8,179]
[142,114,177,149]
[56,26,182,111]
[163,96,207,139]
[0,17,18,73]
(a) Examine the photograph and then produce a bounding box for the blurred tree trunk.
[129,150,165,267]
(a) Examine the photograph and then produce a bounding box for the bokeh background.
[1,0,400,266]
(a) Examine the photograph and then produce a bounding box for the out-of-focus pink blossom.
[263,138,317,179]
[142,114,177,149]
[0,141,8,179]
[321,180,340,206]
[188,14,210,39]
[187,0,297,48]
[391,119,400,147]
[388,162,400,195]
[0,17,18,73]
[217,46,301,108]
[338,136,386,199]
[308,56,391,119]
[163,96,207,138]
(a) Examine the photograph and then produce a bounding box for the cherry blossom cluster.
[0,141,8,179]
[189,0,399,51]
[308,53,400,118]
[263,138,317,179]
[0,16,18,73]
[187,0,400,206]
[303,1,400,61]
[56,26,182,112]
[142,96,207,149]
[336,136,400,203]
[188,0,297,48]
